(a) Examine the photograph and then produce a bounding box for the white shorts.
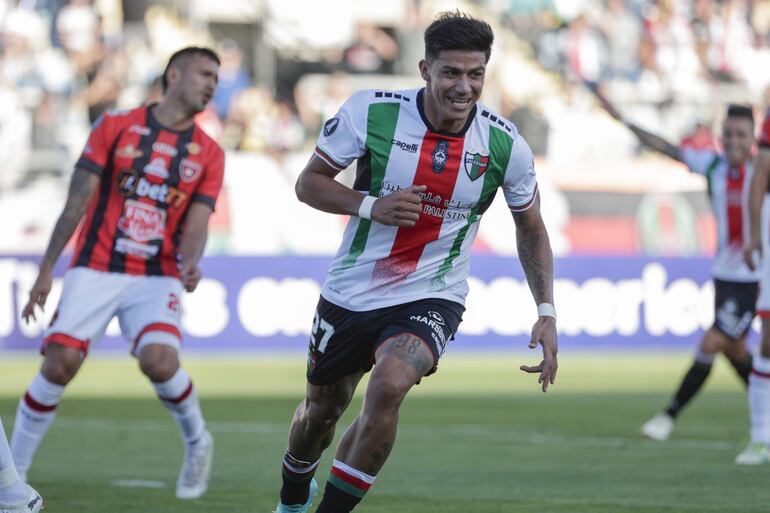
[44,267,184,356]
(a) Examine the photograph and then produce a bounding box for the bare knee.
[723,338,748,363]
[303,397,347,436]
[41,345,83,385]
[138,344,180,382]
[365,374,411,415]
[700,328,730,354]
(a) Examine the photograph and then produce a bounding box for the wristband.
[537,303,556,320]
[358,195,377,220]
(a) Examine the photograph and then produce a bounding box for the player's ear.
[419,59,430,82]
[167,65,182,89]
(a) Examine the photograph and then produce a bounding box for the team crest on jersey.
[179,159,202,183]
[323,117,340,137]
[432,140,449,173]
[463,152,489,181]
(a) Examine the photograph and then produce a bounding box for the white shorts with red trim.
[44,267,184,356]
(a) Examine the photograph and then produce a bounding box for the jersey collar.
[416,88,476,138]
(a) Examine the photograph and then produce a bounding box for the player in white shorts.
[740,108,770,464]
[11,47,225,498]
[593,90,761,441]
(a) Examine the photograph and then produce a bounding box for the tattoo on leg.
[385,335,432,376]
[319,383,340,398]
[367,442,392,475]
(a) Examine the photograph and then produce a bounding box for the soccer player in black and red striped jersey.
[11,47,224,499]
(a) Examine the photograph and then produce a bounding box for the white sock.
[749,355,770,445]
[10,373,64,478]
[153,369,205,444]
[0,418,28,506]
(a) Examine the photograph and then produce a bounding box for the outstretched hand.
[22,271,53,323]
[371,185,427,227]
[520,316,558,392]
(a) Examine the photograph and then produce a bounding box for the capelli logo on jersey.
[153,142,178,157]
[391,139,418,154]
[432,140,449,173]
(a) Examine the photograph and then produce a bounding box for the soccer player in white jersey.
[0,419,41,513]
[740,109,770,464]
[272,12,558,513]
[594,89,759,441]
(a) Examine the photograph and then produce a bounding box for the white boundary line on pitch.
[47,416,742,452]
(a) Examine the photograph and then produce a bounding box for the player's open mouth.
[448,97,471,106]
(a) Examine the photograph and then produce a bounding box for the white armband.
[537,303,556,320]
[358,195,377,220]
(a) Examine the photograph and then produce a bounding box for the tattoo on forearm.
[42,170,95,268]
[515,222,553,305]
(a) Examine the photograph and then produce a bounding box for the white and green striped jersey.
[315,88,538,311]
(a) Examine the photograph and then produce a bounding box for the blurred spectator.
[211,39,251,120]
[342,22,399,74]
[561,13,605,83]
[599,0,642,80]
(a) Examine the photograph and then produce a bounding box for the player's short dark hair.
[424,11,494,63]
[161,46,220,93]
[726,104,754,124]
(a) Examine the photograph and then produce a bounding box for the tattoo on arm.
[40,169,98,270]
[513,208,554,305]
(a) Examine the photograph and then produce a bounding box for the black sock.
[730,354,753,386]
[665,360,712,418]
[315,480,363,513]
[280,451,319,506]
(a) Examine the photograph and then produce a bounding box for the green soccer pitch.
[1,352,768,513]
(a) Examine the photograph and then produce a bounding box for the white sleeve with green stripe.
[314,91,369,171]
[502,136,538,212]
[680,147,719,175]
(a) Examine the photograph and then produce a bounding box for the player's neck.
[151,100,196,132]
[421,89,467,134]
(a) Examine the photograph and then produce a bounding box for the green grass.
[1,352,768,513]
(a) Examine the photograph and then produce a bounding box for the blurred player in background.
[11,47,224,499]
[594,89,758,441]
[273,11,558,513]
[740,108,770,464]
[0,419,41,513]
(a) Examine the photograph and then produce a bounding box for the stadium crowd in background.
[1,0,770,257]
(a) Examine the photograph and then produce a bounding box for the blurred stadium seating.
[1,0,768,351]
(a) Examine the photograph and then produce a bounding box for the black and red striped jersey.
[72,105,225,277]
